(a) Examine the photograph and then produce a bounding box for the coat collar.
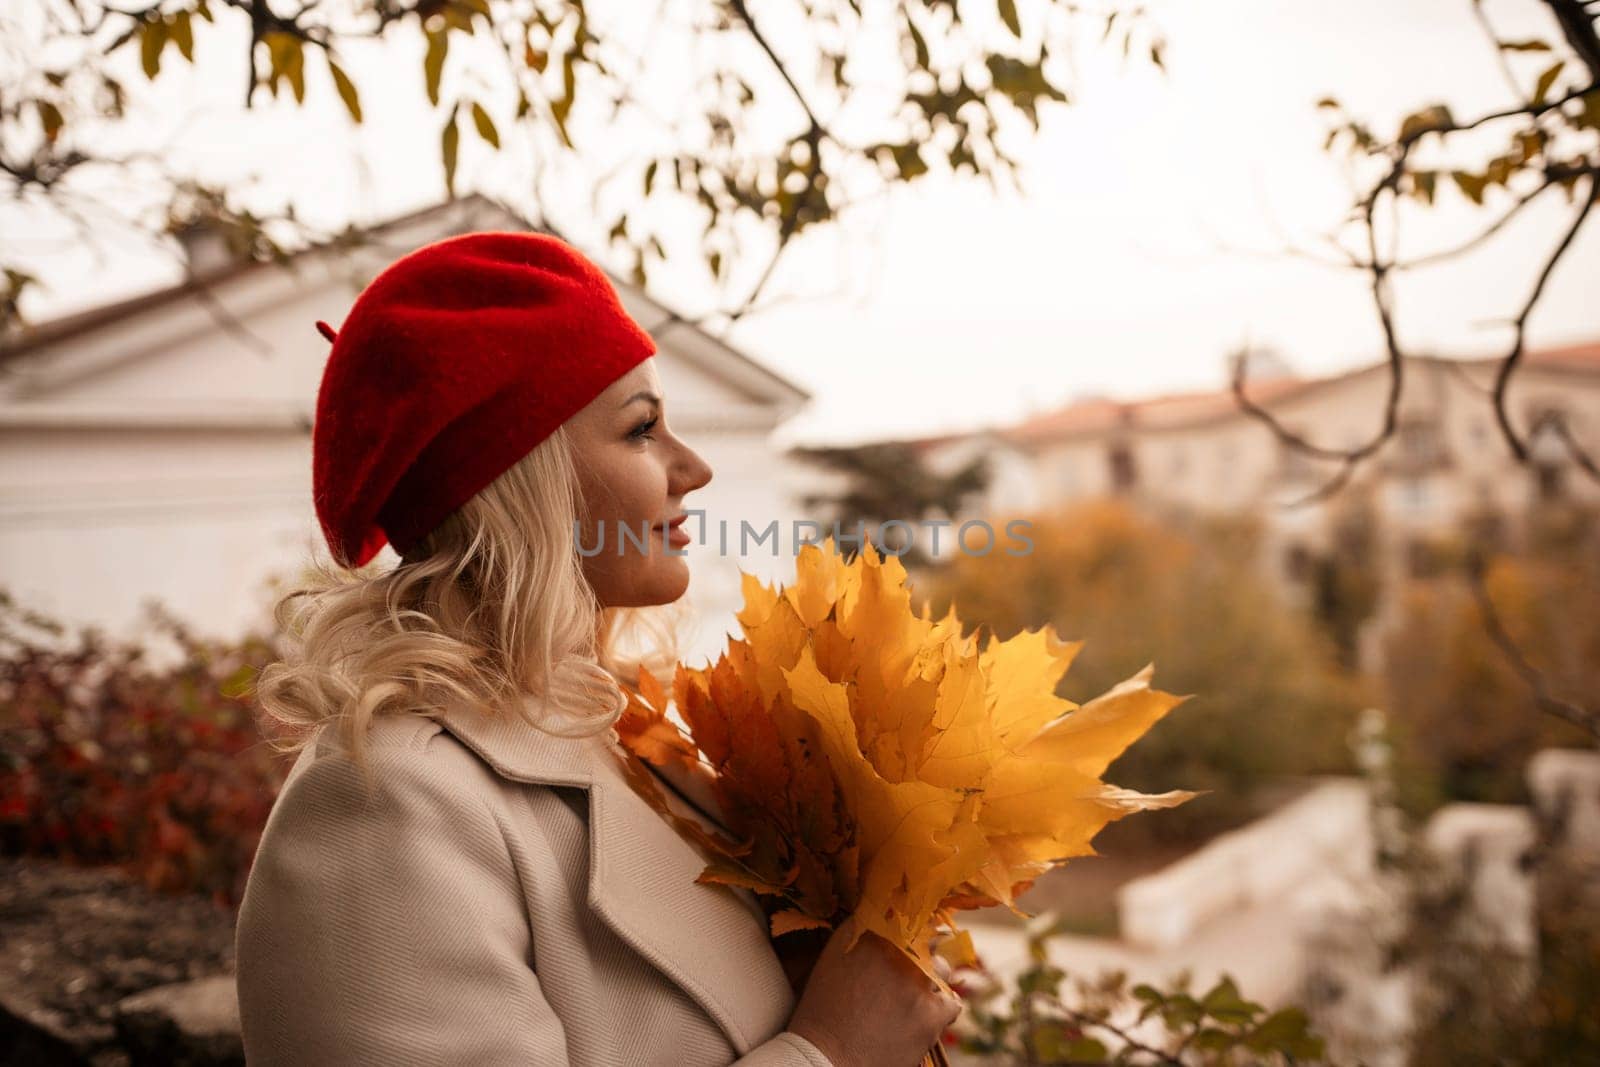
[424,698,794,1055]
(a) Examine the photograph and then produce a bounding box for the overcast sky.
[7,0,1597,445]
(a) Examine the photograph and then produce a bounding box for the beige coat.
[234,700,835,1066]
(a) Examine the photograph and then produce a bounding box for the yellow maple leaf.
[615,536,1197,984]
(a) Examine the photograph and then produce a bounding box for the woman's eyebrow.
[618,390,661,410]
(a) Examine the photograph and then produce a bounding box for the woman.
[234,231,960,1067]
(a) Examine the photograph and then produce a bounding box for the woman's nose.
[673,441,713,495]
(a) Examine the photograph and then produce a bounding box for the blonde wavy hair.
[253,423,688,779]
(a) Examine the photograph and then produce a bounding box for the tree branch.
[1488,173,1596,469]
[1466,547,1600,739]
[724,0,831,141]
[1470,0,1533,105]
[1394,175,1558,270]
[1280,456,1359,510]
[1549,0,1600,81]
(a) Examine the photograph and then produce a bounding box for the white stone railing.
[1115,779,1374,951]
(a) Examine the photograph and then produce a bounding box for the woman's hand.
[772,924,830,994]
[784,918,961,1067]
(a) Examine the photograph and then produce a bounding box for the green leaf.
[263,32,297,98]
[36,100,64,143]
[1532,60,1564,106]
[997,0,1021,38]
[549,51,578,148]
[172,11,194,62]
[102,75,127,116]
[1062,1037,1108,1062]
[441,106,460,197]
[551,95,574,148]
[907,16,930,69]
[891,141,928,181]
[1582,91,1600,131]
[1452,169,1487,204]
[1160,993,1204,1029]
[1410,169,1437,205]
[571,5,592,55]
[525,38,548,73]
[1030,1023,1069,1061]
[4,268,39,297]
[1397,104,1452,142]
[139,20,167,79]
[1029,1023,1103,1063]
[1515,129,1544,163]
[1199,976,1263,1025]
[471,101,499,147]
[424,28,448,106]
[285,39,306,103]
[329,60,362,122]
[219,664,257,700]
[1245,1007,1325,1059]
[1498,38,1551,52]
[1016,964,1064,997]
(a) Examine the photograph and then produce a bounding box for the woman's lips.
[657,514,691,548]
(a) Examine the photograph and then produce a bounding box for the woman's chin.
[610,558,691,608]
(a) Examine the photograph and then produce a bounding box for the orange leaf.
[613,535,1194,985]
[697,856,792,895]
[770,909,833,937]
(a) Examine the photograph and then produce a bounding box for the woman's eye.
[629,416,659,440]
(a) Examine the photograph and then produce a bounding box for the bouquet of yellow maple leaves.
[615,537,1195,990]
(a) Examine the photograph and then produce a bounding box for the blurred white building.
[907,343,1600,666]
[0,196,814,666]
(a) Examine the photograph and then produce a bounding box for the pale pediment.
[0,195,809,433]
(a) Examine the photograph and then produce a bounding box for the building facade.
[910,344,1600,667]
[0,196,814,668]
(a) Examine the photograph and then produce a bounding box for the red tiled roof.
[998,341,1600,445]
[0,196,513,364]
[1523,340,1600,372]
[1005,375,1308,444]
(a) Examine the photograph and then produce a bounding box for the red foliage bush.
[0,591,291,909]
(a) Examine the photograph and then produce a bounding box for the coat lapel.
[424,700,795,1055]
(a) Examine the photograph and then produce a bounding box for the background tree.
[1307,481,1383,672]
[1230,0,1600,741]
[919,499,1370,845]
[0,0,1166,334]
[791,439,991,566]
[1379,501,1600,812]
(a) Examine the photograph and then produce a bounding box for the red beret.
[311,231,656,568]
